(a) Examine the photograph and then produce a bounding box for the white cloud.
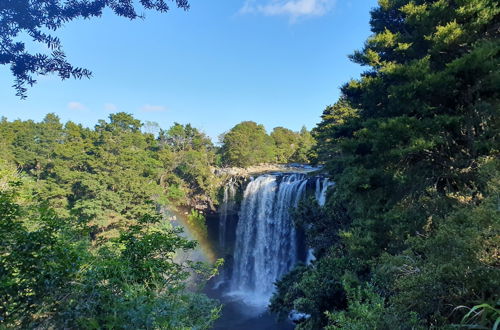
[140,104,167,112]
[104,103,118,111]
[67,101,86,111]
[240,0,335,21]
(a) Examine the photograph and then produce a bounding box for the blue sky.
[0,0,378,141]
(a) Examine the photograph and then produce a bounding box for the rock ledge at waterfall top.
[215,163,321,177]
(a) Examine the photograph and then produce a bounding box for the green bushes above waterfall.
[272,126,316,164]
[219,121,276,167]
[219,121,316,167]
[270,0,500,329]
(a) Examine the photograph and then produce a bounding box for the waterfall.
[218,178,237,249]
[229,173,308,305]
[315,177,333,207]
[216,171,333,306]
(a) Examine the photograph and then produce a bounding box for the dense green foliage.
[0,113,220,238]
[220,121,276,167]
[219,121,315,167]
[158,122,221,210]
[271,0,499,328]
[0,164,220,329]
[0,114,223,328]
[271,126,316,164]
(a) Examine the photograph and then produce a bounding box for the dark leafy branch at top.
[0,0,190,99]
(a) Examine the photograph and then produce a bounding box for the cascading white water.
[219,178,237,249]
[315,177,333,207]
[229,173,308,305]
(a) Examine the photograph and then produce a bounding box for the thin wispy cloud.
[104,103,118,111]
[67,101,86,111]
[240,0,335,21]
[140,104,167,112]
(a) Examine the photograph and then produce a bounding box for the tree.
[291,126,316,163]
[156,123,219,207]
[0,0,190,98]
[108,112,143,132]
[220,121,276,167]
[269,126,316,164]
[143,120,161,136]
[271,126,299,163]
[160,122,213,152]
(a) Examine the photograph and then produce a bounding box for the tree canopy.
[219,121,315,167]
[219,121,276,167]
